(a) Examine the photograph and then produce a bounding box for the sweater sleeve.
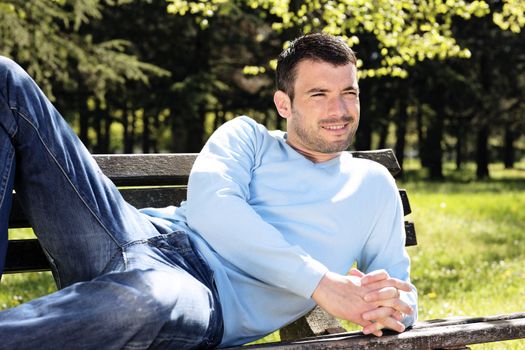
[185,117,328,299]
[358,168,418,326]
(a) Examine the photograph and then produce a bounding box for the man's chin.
[321,141,353,153]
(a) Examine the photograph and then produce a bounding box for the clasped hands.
[312,268,414,336]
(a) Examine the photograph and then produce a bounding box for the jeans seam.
[0,147,14,209]
[0,110,16,209]
[12,106,122,248]
[40,246,63,288]
[121,239,150,249]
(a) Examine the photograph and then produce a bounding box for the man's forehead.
[294,59,358,88]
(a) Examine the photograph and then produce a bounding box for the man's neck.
[285,140,341,163]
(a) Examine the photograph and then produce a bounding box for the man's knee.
[0,56,26,81]
[0,56,17,69]
[0,55,40,108]
[94,269,216,346]
[87,275,165,324]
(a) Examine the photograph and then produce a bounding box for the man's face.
[275,59,360,162]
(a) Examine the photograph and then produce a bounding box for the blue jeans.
[0,57,223,349]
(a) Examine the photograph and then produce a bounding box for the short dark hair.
[276,33,357,101]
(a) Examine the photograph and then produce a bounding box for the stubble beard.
[290,108,357,154]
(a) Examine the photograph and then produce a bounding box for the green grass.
[397,161,525,349]
[2,161,525,348]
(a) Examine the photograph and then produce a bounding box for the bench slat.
[8,187,188,228]
[351,149,401,176]
[4,239,50,273]
[235,314,525,350]
[91,149,401,186]
[93,153,195,186]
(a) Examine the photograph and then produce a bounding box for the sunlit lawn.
[1,161,524,349]
[398,160,525,349]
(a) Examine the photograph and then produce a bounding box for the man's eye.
[312,93,325,97]
[343,92,359,99]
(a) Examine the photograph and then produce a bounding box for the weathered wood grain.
[352,149,401,176]
[236,314,525,350]
[280,307,346,341]
[92,153,196,186]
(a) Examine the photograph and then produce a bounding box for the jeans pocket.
[147,231,215,292]
[148,231,192,254]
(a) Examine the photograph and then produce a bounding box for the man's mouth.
[321,123,348,130]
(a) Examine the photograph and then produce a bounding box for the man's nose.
[327,96,348,117]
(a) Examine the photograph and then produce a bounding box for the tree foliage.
[0,0,523,180]
[166,0,494,78]
[164,0,525,180]
[0,0,167,101]
[493,0,525,33]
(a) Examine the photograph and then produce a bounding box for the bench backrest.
[6,149,416,274]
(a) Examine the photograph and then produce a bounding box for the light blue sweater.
[142,116,417,346]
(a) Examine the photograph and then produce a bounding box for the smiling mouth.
[322,123,348,130]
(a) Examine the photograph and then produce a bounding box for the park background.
[0,0,524,348]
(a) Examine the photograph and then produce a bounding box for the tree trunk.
[355,82,372,151]
[424,85,445,180]
[503,126,515,169]
[455,118,467,170]
[152,112,160,153]
[394,86,408,173]
[476,52,491,179]
[426,113,444,180]
[415,102,428,168]
[78,98,90,149]
[170,120,186,153]
[103,109,111,153]
[185,108,206,152]
[355,120,372,151]
[378,122,388,150]
[94,105,110,154]
[130,111,137,153]
[142,113,151,153]
[475,125,490,179]
[123,105,134,154]
[214,109,225,131]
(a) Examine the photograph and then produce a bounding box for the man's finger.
[360,269,389,285]
[364,286,399,302]
[362,322,384,336]
[365,296,413,315]
[393,310,404,321]
[362,310,406,334]
[362,278,413,293]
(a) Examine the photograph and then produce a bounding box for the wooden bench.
[5,149,524,349]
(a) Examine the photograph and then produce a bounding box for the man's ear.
[273,90,292,119]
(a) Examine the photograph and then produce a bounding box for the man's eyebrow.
[306,88,329,94]
[305,86,359,94]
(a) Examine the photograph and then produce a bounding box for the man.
[0,33,417,349]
